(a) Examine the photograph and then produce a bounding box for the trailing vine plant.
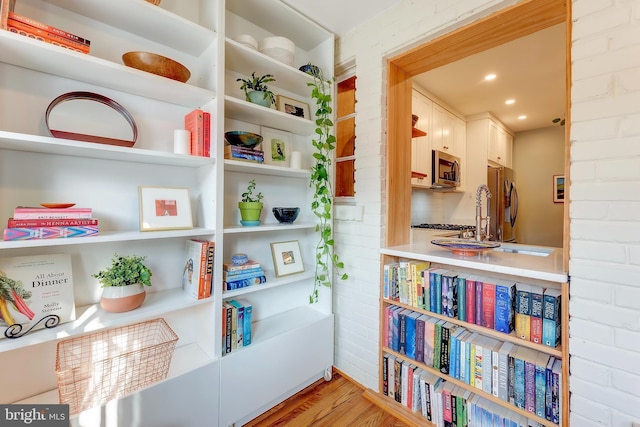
[303,64,348,303]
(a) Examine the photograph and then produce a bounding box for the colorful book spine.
[391,306,401,352]
[387,354,396,400]
[415,314,428,363]
[222,268,265,281]
[515,283,532,341]
[224,275,267,290]
[222,260,261,272]
[8,12,90,45]
[228,299,244,348]
[535,352,550,418]
[224,150,265,162]
[475,280,483,325]
[12,207,92,220]
[7,218,98,227]
[204,241,215,299]
[382,353,389,395]
[481,280,496,329]
[495,280,516,333]
[404,311,420,360]
[456,274,468,322]
[513,347,525,409]
[237,299,253,346]
[184,108,204,156]
[542,288,562,348]
[466,276,476,325]
[3,225,98,240]
[530,285,544,344]
[7,19,90,53]
[203,111,211,157]
[423,317,437,366]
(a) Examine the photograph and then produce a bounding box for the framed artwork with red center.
[139,186,193,231]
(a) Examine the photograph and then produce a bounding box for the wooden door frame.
[385,0,570,270]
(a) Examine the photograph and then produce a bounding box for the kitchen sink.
[492,244,553,257]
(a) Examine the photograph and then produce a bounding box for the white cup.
[174,129,191,154]
[290,151,302,169]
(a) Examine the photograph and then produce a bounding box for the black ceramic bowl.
[299,64,320,77]
[224,131,263,149]
[272,207,300,224]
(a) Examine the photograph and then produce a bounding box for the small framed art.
[260,126,292,167]
[270,240,304,277]
[139,186,193,231]
[276,95,310,119]
[553,175,565,203]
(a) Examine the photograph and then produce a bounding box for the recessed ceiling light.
[484,74,497,81]
[505,99,515,105]
[518,115,527,120]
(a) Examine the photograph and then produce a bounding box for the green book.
[433,319,444,370]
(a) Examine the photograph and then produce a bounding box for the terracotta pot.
[100,283,146,313]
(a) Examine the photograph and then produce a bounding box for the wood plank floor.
[243,370,409,427]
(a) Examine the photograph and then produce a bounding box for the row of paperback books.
[222,259,266,291]
[184,108,211,157]
[383,262,561,348]
[384,307,562,424]
[3,206,98,241]
[383,354,554,427]
[222,298,252,354]
[182,239,214,300]
[224,145,264,163]
[4,11,91,54]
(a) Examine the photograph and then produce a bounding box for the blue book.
[513,347,526,409]
[535,352,550,418]
[224,275,267,290]
[442,271,458,318]
[234,298,253,346]
[391,306,402,352]
[222,267,264,279]
[228,299,244,348]
[415,314,429,363]
[404,311,420,360]
[495,280,516,333]
[398,308,412,354]
[542,288,562,348]
[545,356,556,421]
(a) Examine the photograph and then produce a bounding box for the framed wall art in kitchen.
[553,175,565,203]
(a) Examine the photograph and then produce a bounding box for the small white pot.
[100,283,146,313]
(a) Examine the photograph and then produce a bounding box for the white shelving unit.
[219,1,335,425]
[0,0,222,425]
[1,0,335,425]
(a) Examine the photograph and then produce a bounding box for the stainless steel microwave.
[431,150,461,189]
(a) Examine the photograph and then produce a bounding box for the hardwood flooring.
[243,370,409,427]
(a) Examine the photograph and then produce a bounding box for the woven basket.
[56,318,178,415]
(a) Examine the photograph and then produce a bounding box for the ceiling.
[283,1,566,134]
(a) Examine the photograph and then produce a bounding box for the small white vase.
[100,283,146,313]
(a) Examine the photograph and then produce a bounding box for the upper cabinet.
[431,102,465,158]
[468,113,514,168]
[411,89,432,188]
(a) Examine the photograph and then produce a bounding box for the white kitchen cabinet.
[0,0,333,425]
[221,1,334,425]
[431,102,465,158]
[480,113,514,167]
[411,89,432,188]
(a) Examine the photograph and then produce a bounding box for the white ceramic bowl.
[235,34,258,50]
[259,36,295,65]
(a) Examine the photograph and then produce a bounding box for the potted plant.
[237,72,276,108]
[92,253,152,313]
[238,179,264,226]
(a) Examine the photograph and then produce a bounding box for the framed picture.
[276,95,310,119]
[139,186,193,231]
[270,240,304,277]
[553,175,565,203]
[260,126,292,167]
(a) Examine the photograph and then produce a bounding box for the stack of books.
[4,206,98,241]
[222,259,266,291]
[224,145,264,163]
[222,298,253,354]
[6,12,91,54]
[184,108,211,157]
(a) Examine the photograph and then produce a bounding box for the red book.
[7,217,98,228]
[203,111,211,157]
[7,19,90,53]
[203,241,214,299]
[8,11,90,46]
[466,276,476,325]
[481,280,496,329]
[184,108,204,156]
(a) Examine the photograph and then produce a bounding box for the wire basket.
[56,318,178,415]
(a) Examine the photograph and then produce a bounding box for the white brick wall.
[332,0,640,424]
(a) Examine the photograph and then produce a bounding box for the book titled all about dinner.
[0,253,75,339]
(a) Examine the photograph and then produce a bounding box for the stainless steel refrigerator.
[487,165,518,242]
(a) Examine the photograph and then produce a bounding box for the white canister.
[290,151,302,169]
[174,129,191,154]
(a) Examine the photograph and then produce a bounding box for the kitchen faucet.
[475,184,492,242]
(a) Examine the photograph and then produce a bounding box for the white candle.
[174,129,191,154]
[290,151,302,169]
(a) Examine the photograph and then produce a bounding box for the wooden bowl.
[122,51,190,83]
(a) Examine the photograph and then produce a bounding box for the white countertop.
[383,238,567,283]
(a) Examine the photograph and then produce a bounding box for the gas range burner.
[412,223,476,231]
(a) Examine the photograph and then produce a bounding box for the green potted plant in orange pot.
[93,254,152,313]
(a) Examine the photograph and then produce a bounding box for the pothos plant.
[303,64,348,303]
